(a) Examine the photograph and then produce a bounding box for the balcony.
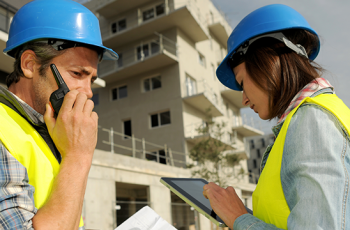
[184,121,235,152]
[0,0,16,74]
[224,137,252,160]
[183,80,224,117]
[208,20,229,49]
[220,85,248,109]
[98,33,178,83]
[232,114,264,137]
[97,0,208,48]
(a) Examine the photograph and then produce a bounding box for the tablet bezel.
[160,177,227,227]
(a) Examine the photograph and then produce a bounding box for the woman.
[203,4,350,230]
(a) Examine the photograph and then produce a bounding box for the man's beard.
[32,71,51,115]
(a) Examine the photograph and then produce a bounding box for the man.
[0,0,118,229]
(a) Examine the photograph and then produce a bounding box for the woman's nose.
[242,91,249,106]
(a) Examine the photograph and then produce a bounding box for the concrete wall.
[84,149,192,230]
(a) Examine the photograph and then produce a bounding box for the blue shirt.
[234,89,350,229]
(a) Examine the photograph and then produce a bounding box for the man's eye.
[73,71,80,76]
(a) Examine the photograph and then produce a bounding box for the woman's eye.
[73,71,80,76]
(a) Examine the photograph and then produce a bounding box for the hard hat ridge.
[4,0,118,61]
[216,4,320,91]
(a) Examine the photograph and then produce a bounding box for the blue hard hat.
[216,4,320,91]
[4,0,118,60]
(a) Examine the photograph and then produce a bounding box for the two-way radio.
[49,64,70,116]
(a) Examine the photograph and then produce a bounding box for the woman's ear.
[20,50,39,79]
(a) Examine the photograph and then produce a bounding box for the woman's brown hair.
[244,29,323,120]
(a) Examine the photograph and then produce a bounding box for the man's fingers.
[72,92,88,112]
[59,90,79,113]
[83,99,95,116]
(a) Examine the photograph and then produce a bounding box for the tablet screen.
[171,180,212,211]
[161,178,224,224]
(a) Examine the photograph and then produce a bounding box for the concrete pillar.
[149,184,172,224]
[84,176,116,229]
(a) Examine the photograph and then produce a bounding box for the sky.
[211,0,350,134]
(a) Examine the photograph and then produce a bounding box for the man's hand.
[203,182,248,229]
[33,90,98,229]
[44,90,98,163]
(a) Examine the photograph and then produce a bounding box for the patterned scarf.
[277,77,333,125]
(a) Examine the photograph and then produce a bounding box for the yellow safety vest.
[252,94,350,229]
[0,103,84,227]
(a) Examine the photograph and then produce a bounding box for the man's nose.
[78,80,93,99]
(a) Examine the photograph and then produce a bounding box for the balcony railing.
[183,79,225,117]
[240,114,263,130]
[232,114,264,137]
[99,126,187,168]
[98,32,177,79]
[0,0,17,33]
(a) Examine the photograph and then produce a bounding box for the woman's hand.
[203,182,248,229]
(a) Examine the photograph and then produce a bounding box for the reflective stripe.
[253,94,350,229]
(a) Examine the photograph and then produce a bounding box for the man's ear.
[20,50,39,79]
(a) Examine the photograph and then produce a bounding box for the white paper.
[115,206,177,230]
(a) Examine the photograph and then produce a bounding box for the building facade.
[83,0,264,229]
[246,134,275,184]
[0,0,264,229]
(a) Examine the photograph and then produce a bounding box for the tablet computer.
[160,177,227,227]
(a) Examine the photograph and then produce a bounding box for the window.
[143,76,161,92]
[117,53,123,68]
[146,149,166,164]
[185,75,197,96]
[123,120,132,139]
[253,159,257,169]
[143,8,154,21]
[150,111,171,128]
[261,138,266,147]
[250,140,255,149]
[137,44,149,60]
[198,52,206,67]
[111,18,126,34]
[111,85,127,100]
[142,3,165,22]
[91,93,99,106]
[257,149,261,158]
[136,41,160,60]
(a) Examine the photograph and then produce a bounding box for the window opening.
[143,76,162,92]
[146,149,166,164]
[112,85,128,100]
[257,149,261,158]
[111,18,126,34]
[142,3,165,22]
[198,52,206,67]
[136,41,160,61]
[151,111,171,128]
[185,75,197,97]
[117,53,123,68]
[91,93,99,106]
[123,120,132,139]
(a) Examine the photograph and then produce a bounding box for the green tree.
[187,113,244,187]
